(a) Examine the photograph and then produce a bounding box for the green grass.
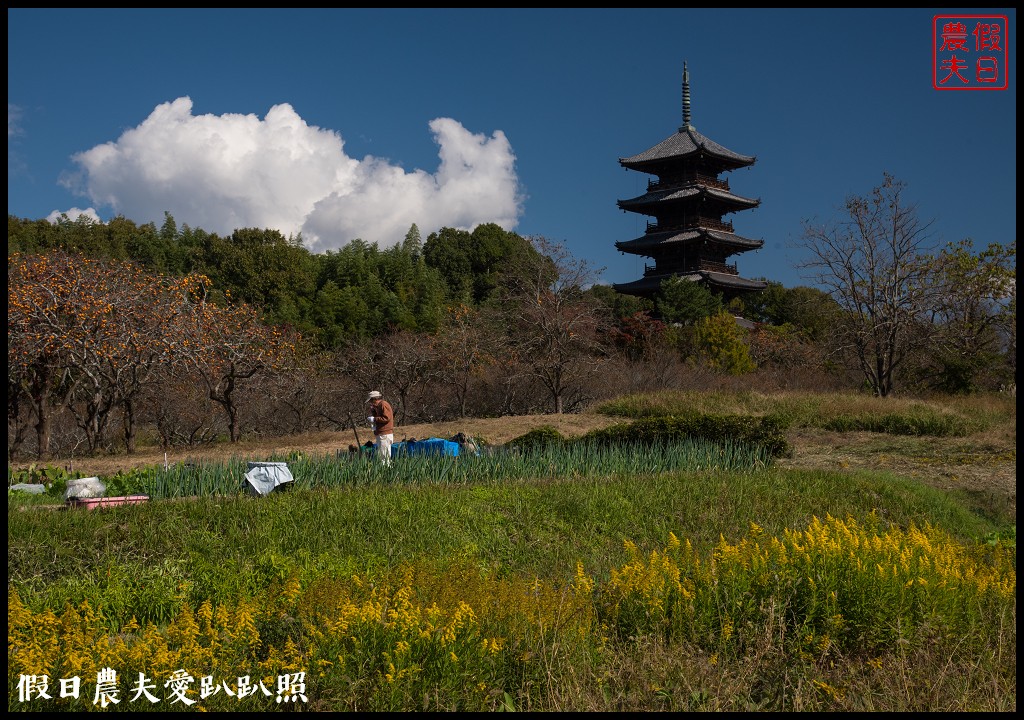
[7,390,1016,711]
[9,464,1004,610]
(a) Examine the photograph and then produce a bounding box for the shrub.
[506,425,565,452]
[582,414,792,458]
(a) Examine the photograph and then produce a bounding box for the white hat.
[367,390,382,401]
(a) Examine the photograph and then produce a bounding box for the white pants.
[375,433,394,466]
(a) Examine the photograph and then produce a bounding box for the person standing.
[366,390,394,466]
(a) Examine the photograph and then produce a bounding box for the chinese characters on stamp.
[934,15,1009,90]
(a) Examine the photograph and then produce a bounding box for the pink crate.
[68,495,149,510]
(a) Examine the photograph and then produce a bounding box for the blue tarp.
[391,438,460,458]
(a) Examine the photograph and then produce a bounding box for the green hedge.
[579,414,792,458]
[505,425,566,451]
[503,414,792,459]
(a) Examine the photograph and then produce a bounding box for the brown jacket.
[369,399,394,436]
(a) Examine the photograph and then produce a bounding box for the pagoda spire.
[680,61,692,131]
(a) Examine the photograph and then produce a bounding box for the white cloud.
[59,97,525,252]
[8,103,23,138]
[46,207,102,224]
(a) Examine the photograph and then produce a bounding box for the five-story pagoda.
[613,62,768,302]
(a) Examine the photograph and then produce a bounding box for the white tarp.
[244,462,294,496]
[10,483,47,494]
[64,477,106,502]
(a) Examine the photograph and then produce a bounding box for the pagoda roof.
[700,270,769,290]
[615,228,764,254]
[618,184,759,212]
[619,124,755,172]
[613,271,768,296]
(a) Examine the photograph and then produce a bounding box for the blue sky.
[7,8,1016,291]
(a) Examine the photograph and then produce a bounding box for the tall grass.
[61,438,773,501]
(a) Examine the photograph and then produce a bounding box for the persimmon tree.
[86,268,212,453]
[174,287,299,443]
[9,252,87,457]
[8,251,221,456]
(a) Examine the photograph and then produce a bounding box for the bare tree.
[434,303,505,418]
[378,329,442,424]
[175,286,300,443]
[332,330,440,425]
[258,345,335,435]
[501,237,609,413]
[797,174,938,397]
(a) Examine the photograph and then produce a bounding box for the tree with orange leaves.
[9,252,210,456]
[73,264,212,454]
[9,252,83,457]
[9,251,297,457]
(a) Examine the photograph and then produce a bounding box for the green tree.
[655,275,723,325]
[8,215,56,255]
[319,240,420,339]
[914,239,1016,393]
[467,223,539,303]
[423,227,474,302]
[402,223,422,258]
[423,224,542,306]
[693,311,756,375]
[585,283,654,322]
[206,227,316,329]
[741,281,840,342]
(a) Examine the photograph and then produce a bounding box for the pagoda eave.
[617,186,760,212]
[620,155,753,175]
[612,65,769,302]
[613,271,767,297]
[615,228,764,254]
